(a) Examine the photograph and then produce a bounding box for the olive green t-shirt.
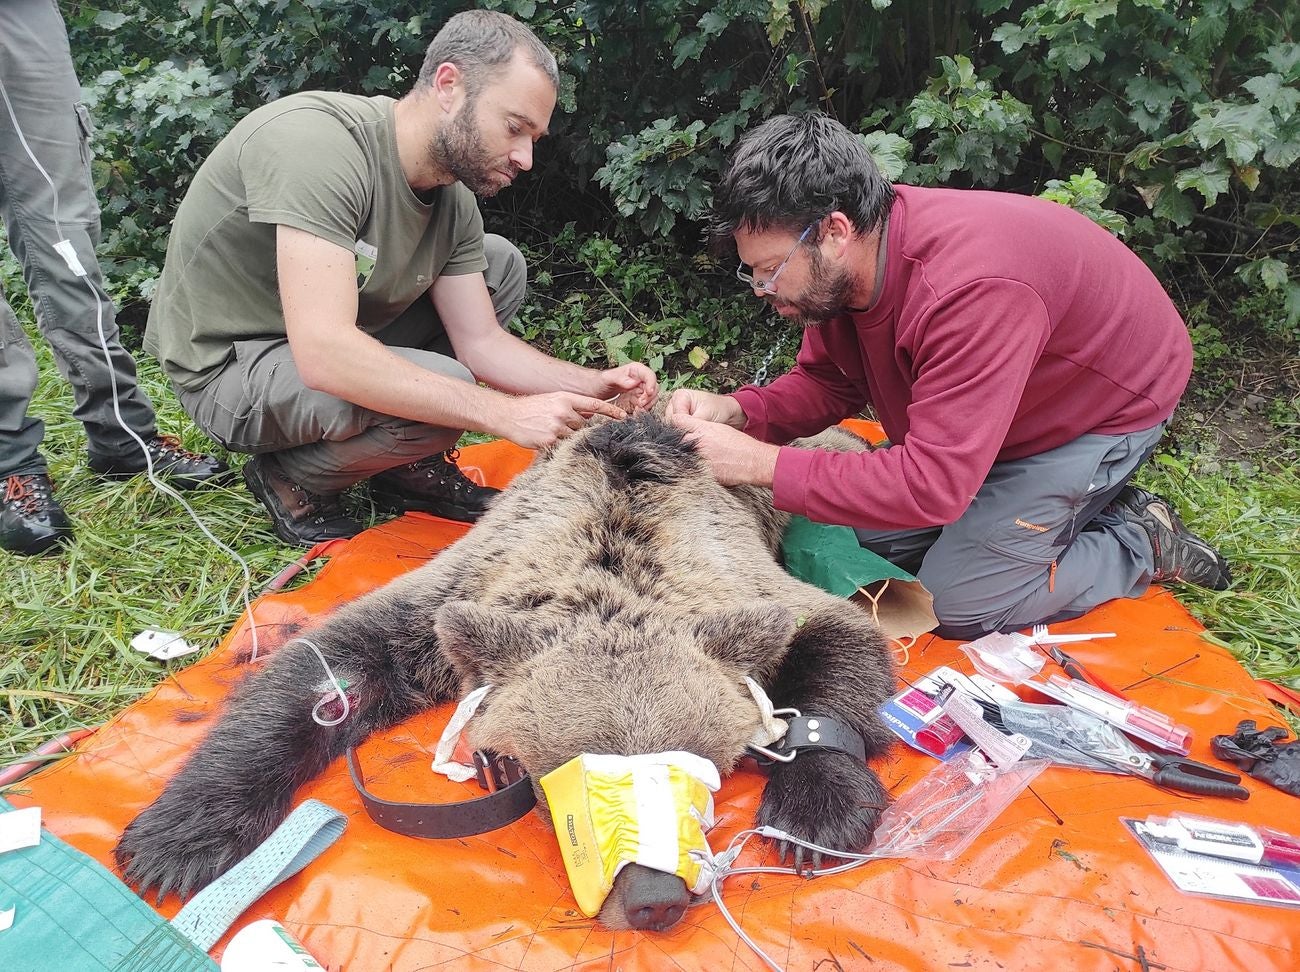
[145,91,487,390]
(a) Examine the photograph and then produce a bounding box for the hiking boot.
[89,434,230,490]
[369,449,499,523]
[1111,485,1232,590]
[1,472,73,556]
[241,454,364,546]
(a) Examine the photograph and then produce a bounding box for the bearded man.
[667,112,1229,638]
[146,11,655,545]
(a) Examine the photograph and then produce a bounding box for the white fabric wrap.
[430,685,493,783]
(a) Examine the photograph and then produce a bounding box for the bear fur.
[115,414,896,931]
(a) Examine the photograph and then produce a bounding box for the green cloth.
[782,515,917,595]
[145,91,487,390]
[0,797,216,972]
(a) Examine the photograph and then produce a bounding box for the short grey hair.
[416,10,558,95]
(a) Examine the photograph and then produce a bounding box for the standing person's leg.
[0,0,155,452]
[0,295,73,553]
[910,423,1227,639]
[0,0,225,491]
[0,295,47,478]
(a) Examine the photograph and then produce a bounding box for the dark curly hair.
[712,113,894,243]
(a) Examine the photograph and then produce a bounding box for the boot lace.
[4,474,53,516]
[149,434,211,464]
[408,449,480,493]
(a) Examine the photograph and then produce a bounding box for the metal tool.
[1090,747,1249,799]
[1030,624,1127,699]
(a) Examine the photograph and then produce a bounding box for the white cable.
[0,77,64,243]
[0,73,261,661]
[704,826,900,972]
[296,637,351,727]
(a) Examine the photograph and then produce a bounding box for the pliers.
[1092,748,1249,799]
[1037,642,1128,700]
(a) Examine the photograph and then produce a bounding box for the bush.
[67,1,1299,331]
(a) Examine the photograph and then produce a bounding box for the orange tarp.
[8,432,1299,971]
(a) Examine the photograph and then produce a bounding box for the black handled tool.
[1096,748,1250,799]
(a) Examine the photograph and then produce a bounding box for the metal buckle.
[747,706,802,764]
[473,750,526,793]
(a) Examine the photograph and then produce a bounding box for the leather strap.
[347,747,537,839]
[755,715,867,765]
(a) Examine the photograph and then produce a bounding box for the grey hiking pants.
[856,423,1167,639]
[176,234,527,493]
[0,0,156,477]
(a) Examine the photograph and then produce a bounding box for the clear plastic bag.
[991,698,1131,773]
[869,751,1049,862]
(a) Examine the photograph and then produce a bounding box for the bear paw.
[115,791,271,903]
[756,749,888,874]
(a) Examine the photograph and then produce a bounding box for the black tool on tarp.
[1087,747,1249,799]
[1037,642,1128,699]
[973,697,1249,799]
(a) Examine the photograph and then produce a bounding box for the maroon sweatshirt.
[731,184,1192,530]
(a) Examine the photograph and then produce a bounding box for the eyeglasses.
[735,223,815,294]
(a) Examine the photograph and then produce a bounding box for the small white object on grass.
[131,628,200,661]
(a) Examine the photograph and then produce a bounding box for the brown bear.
[115,413,896,931]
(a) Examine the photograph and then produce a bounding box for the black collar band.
[750,714,867,767]
[347,747,537,839]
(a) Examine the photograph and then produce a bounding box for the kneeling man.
[146,11,653,544]
[669,113,1228,638]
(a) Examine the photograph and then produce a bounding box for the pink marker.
[1034,674,1192,754]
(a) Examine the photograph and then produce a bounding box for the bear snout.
[606,863,692,932]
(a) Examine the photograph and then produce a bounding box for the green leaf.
[1244,74,1300,121]
[859,131,912,180]
[991,22,1038,54]
[1190,102,1276,165]
[1174,160,1231,206]
[1262,42,1300,78]
[1152,185,1196,227]
[1237,257,1289,292]
[95,10,129,30]
[688,346,710,369]
[1286,282,1300,327]
[1262,123,1300,168]
[671,32,707,68]
[708,109,750,148]
[698,9,730,37]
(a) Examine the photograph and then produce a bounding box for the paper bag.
[782,516,938,644]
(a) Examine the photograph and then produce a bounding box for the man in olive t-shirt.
[146,11,656,545]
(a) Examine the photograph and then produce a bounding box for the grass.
[1,309,1299,768]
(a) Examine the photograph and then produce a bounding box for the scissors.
[1089,747,1249,799]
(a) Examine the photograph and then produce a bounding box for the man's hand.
[664,388,746,428]
[595,363,659,412]
[671,412,780,487]
[491,392,628,449]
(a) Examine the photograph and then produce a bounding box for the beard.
[432,98,515,198]
[765,247,855,327]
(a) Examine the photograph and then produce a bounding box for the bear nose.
[622,866,691,931]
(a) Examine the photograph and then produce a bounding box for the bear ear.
[693,604,797,672]
[434,601,540,682]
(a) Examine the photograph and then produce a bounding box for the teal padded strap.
[169,800,347,952]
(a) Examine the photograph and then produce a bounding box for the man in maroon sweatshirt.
[666,113,1229,638]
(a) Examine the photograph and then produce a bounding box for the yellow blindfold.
[540,751,721,917]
